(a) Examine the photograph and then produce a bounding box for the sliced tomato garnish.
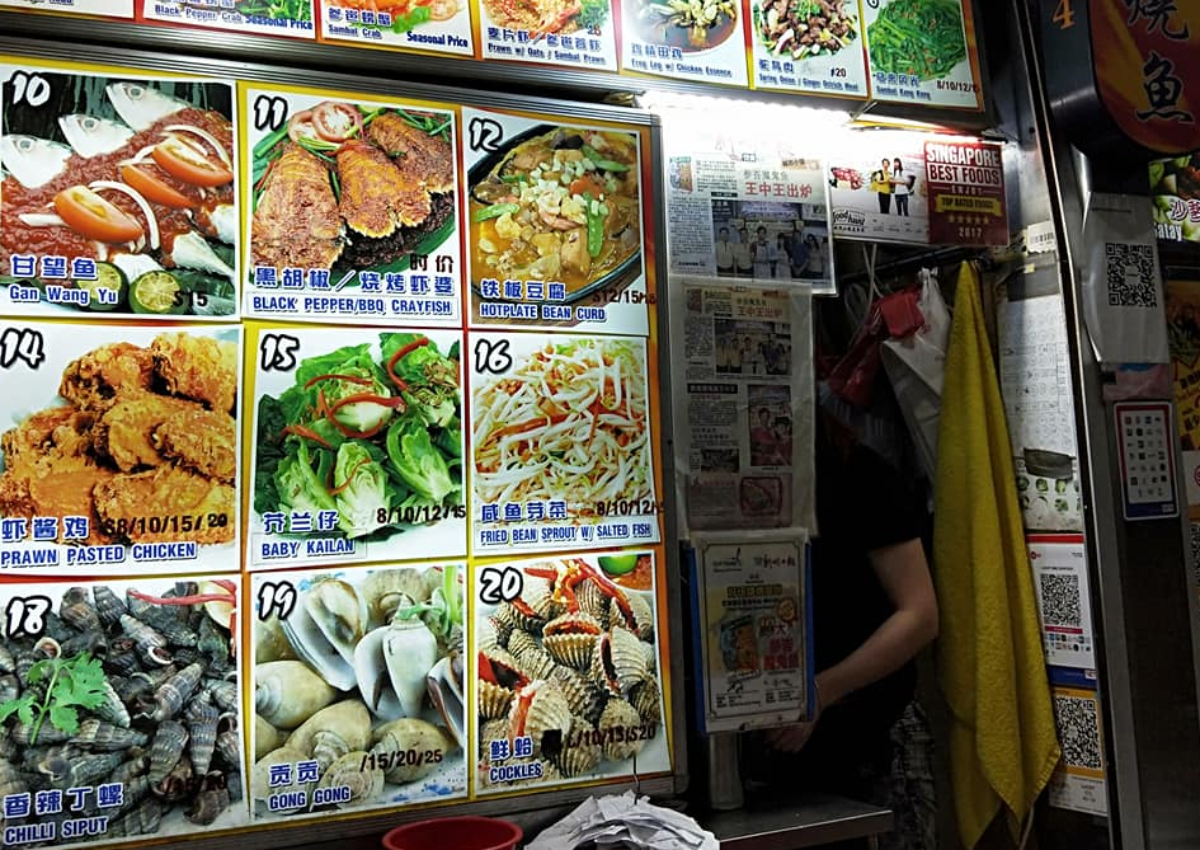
[312,101,364,142]
[120,164,194,209]
[152,137,233,188]
[53,186,143,244]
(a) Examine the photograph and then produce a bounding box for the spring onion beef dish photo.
[470,125,641,305]
[254,333,463,546]
[754,0,858,61]
[0,76,237,316]
[472,337,653,519]
[251,101,455,282]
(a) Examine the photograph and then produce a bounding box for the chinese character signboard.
[1042,0,1200,157]
[924,139,1008,246]
[317,0,474,56]
[475,0,618,71]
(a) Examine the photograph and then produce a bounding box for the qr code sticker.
[1039,573,1082,628]
[1105,243,1158,308]
[1054,695,1103,771]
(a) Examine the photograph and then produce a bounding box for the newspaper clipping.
[676,284,814,531]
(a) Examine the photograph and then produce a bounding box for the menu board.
[861,0,981,109]
[475,0,618,71]
[462,107,652,336]
[246,324,467,570]
[139,0,316,38]
[250,563,467,820]
[242,84,462,326]
[664,126,834,294]
[0,575,247,848]
[472,550,669,793]
[828,131,928,245]
[746,0,868,98]
[0,0,130,16]
[469,332,662,554]
[0,321,242,577]
[1151,153,1200,244]
[0,59,239,320]
[619,0,749,87]
[317,0,474,56]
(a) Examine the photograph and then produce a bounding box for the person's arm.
[766,538,938,752]
[816,538,938,709]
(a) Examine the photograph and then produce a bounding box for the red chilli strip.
[386,337,432,391]
[303,372,376,391]
[328,457,371,496]
[281,424,334,450]
[325,393,407,440]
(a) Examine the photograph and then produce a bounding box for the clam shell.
[370,718,456,784]
[479,680,515,720]
[551,666,606,725]
[479,718,510,759]
[254,616,296,664]
[506,628,539,660]
[508,680,572,758]
[590,627,650,697]
[519,575,558,622]
[543,633,597,670]
[489,608,516,645]
[315,751,384,809]
[288,699,371,761]
[477,617,500,654]
[255,660,337,730]
[613,593,654,641]
[514,646,558,681]
[554,720,601,778]
[630,680,662,726]
[478,647,528,690]
[598,698,645,761]
[576,580,611,628]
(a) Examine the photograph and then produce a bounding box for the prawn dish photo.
[0,67,237,318]
[469,125,642,307]
[0,325,240,574]
[249,96,457,287]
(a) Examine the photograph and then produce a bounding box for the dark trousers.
[878,193,892,214]
[896,195,909,216]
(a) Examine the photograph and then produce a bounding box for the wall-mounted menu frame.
[0,32,683,850]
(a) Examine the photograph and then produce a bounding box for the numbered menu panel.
[475,0,618,72]
[861,0,981,109]
[0,59,239,321]
[0,575,247,849]
[0,0,130,16]
[619,0,749,87]
[469,333,662,555]
[140,0,316,38]
[250,563,467,820]
[462,107,652,337]
[317,0,474,55]
[242,83,462,326]
[246,323,466,570]
[747,0,867,98]
[473,550,668,793]
[0,322,241,576]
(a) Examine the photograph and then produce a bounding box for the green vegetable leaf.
[0,694,36,726]
[333,442,390,538]
[386,417,459,504]
[47,704,80,737]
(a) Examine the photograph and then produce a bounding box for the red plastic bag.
[829,289,923,407]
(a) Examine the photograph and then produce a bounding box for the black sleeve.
[817,439,926,552]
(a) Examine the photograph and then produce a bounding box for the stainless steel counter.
[703,795,893,849]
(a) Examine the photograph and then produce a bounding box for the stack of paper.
[527,793,719,850]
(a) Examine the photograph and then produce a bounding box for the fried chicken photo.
[0,332,238,547]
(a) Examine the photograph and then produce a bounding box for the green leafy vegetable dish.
[867,0,966,81]
[255,333,463,542]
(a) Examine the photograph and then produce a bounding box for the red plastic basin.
[382,816,523,850]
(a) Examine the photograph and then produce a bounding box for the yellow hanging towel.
[933,263,1062,848]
